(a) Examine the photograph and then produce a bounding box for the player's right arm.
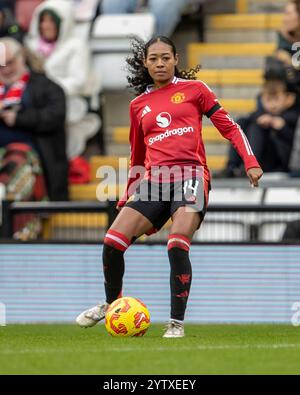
[117,102,146,209]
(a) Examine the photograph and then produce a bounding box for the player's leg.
[163,178,209,338]
[101,179,170,315]
[102,207,154,305]
[76,207,153,327]
[163,208,201,338]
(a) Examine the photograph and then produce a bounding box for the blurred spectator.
[25,0,102,160]
[101,0,188,37]
[72,0,99,22]
[274,0,300,175]
[0,4,23,42]
[0,37,68,202]
[219,1,300,179]
[15,0,44,32]
[289,116,300,176]
[0,1,15,14]
[219,77,299,177]
[277,0,300,59]
[253,0,300,102]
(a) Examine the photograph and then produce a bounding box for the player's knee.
[167,234,191,253]
[103,229,131,253]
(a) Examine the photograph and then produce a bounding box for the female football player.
[76,36,263,337]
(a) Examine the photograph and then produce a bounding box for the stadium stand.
[15,0,43,31]
[194,186,265,242]
[1,0,300,244]
[73,0,99,41]
[96,1,285,181]
[235,0,287,14]
[258,187,300,241]
[90,13,155,91]
[40,0,295,242]
[3,3,300,360]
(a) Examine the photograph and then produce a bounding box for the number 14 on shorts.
[183,179,199,198]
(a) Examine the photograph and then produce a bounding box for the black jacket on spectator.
[277,31,294,56]
[0,6,23,42]
[0,1,15,13]
[15,72,69,201]
[225,95,300,174]
[244,98,300,171]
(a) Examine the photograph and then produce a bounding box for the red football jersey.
[118,76,260,206]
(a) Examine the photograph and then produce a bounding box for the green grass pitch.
[1,324,300,374]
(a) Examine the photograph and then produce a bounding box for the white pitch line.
[1,343,300,355]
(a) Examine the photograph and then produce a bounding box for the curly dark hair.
[126,36,201,96]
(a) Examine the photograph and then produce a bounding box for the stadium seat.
[206,155,228,171]
[89,156,129,183]
[195,220,249,241]
[199,187,264,242]
[15,0,43,32]
[258,188,300,241]
[74,22,91,41]
[258,222,287,242]
[42,213,108,239]
[113,127,130,144]
[220,99,256,113]
[73,0,99,22]
[209,188,263,204]
[69,182,127,201]
[90,14,155,91]
[187,42,276,69]
[236,0,286,14]
[208,13,282,30]
[264,188,300,205]
[73,0,99,40]
[198,69,263,86]
[69,184,98,200]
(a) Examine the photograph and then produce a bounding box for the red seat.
[15,0,44,32]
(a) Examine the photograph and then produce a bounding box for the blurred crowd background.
[0,0,299,241]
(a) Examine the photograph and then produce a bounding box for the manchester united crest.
[171,92,185,104]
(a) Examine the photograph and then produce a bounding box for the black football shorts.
[125,178,210,232]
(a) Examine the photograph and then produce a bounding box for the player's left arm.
[210,108,263,186]
[198,81,263,186]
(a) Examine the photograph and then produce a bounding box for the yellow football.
[105,297,150,337]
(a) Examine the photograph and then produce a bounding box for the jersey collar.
[145,76,179,94]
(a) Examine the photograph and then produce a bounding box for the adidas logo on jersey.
[142,105,151,118]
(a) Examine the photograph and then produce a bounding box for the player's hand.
[247,167,263,187]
